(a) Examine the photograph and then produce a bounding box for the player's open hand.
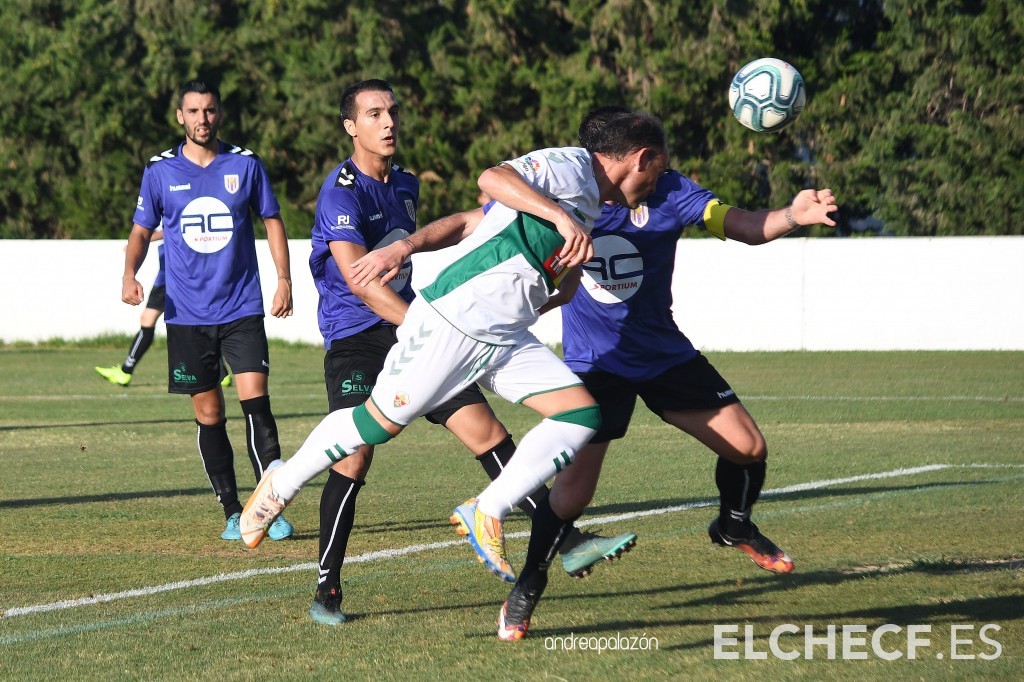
[350,241,410,287]
[793,188,839,228]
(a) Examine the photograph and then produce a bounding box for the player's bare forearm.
[121,224,152,305]
[724,188,839,244]
[264,215,293,317]
[332,240,408,325]
[350,208,484,288]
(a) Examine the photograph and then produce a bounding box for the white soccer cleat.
[240,463,289,549]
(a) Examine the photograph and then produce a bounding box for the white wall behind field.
[1,236,1021,350]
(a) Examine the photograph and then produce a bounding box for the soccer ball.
[728,57,806,133]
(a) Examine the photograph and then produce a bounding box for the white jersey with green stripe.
[419,147,600,345]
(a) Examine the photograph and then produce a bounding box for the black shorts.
[325,323,486,425]
[166,315,268,394]
[579,353,740,443]
[146,285,166,312]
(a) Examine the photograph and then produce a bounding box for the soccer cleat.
[309,586,347,626]
[239,464,289,549]
[498,577,547,642]
[94,365,132,386]
[267,514,294,541]
[450,499,515,582]
[220,373,233,387]
[708,518,794,574]
[221,512,242,540]
[560,530,638,578]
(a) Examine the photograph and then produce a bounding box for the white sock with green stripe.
[273,404,394,500]
[476,405,600,519]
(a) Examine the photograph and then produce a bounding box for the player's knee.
[742,436,767,463]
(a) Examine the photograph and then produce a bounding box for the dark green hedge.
[3,0,1022,238]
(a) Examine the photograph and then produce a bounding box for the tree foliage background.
[2,0,1022,239]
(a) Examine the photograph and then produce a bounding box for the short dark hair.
[588,111,667,160]
[339,79,395,122]
[178,79,221,108]
[577,105,631,151]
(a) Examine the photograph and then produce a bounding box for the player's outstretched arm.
[724,188,839,245]
[121,224,153,306]
[263,214,293,318]
[349,208,484,288]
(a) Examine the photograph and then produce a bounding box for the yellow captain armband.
[702,200,732,241]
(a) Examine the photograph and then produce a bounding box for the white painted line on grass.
[3,462,1020,620]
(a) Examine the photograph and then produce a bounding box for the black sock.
[518,495,577,591]
[715,455,767,535]
[122,326,155,374]
[317,470,364,591]
[240,395,281,483]
[196,419,240,517]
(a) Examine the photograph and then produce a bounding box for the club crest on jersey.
[405,199,416,221]
[394,391,410,408]
[224,174,240,194]
[630,203,649,228]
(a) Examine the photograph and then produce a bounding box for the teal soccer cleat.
[560,530,638,578]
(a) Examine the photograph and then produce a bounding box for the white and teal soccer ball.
[728,57,806,133]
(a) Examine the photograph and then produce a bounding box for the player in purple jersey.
[119,80,294,542]
[298,80,634,625]
[471,106,838,640]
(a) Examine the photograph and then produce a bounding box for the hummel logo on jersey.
[368,212,383,221]
[170,183,191,192]
[717,390,735,399]
[336,166,356,188]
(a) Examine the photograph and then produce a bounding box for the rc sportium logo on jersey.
[180,196,234,253]
[581,234,644,304]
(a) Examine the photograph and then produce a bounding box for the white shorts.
[370,298,582,426]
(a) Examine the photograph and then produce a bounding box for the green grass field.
[1,344,1022,680]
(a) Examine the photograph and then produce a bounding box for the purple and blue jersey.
[309,159,419,347]
[132,141,280,325]
[562,171,718,382]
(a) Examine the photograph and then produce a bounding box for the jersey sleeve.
[249,158,282,218]
[315,187,367,248]
[503,148,589,203]
[132,166,162,229]
[666,172,719,232]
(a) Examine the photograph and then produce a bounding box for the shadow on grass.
[581,480,989,517]
[0,488,216,509]
[0,411,320,432]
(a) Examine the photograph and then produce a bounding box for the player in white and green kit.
[238,112,668,629]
